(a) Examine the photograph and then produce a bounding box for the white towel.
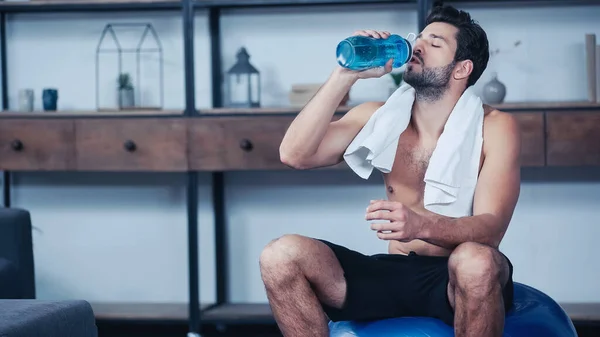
[343,83,484,218]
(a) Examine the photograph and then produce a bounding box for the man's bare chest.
[383,138,435,208]
[382,129,486,208]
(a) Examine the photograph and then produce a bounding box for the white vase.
[482,73,506,104]
[18,89,34,112]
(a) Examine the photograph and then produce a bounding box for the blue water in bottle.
[336,34,413,71]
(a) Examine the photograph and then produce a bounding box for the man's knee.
[448,242,507,295]
[260,234,310,276]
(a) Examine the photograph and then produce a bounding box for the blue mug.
[42,88,58,111]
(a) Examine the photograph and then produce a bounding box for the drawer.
[512,112,545,166]
[546,111,600,166]
[75,118,187,171]
[0,119,75,170]
[189,116,293,170]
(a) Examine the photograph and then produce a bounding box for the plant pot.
[118,88,135,109]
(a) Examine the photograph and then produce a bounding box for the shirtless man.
[259,5,521,337]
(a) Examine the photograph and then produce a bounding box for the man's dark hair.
[425,5,489,87]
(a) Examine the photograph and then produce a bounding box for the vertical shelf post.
[418,0,435,31]
[1,12,11,208]
[2,171,8,208]
[187,172,200,336]
[182,0,201,335]
[208,7,228,307]
[209,7,222,109]
[213,171,226,305]
[184,0,197,118]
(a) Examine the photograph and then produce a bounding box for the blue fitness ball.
[329,282,577,336]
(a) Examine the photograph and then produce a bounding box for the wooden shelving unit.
[0,0,599,335]
[0,109,183,118]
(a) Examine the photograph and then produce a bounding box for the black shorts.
[318,239,514,327]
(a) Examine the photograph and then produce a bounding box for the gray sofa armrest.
[0,208,35,299]
[0,300,98,337]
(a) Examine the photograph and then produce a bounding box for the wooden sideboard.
[0,105,599,172]
[546,111,600,166]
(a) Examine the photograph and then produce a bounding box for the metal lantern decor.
[225,47,261,108]
[95,23,164,111]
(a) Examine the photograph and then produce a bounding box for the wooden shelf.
[0,105,598,172]
[443,0,600,7]
[196,303,275,324]
[195,0,409,8]
[92,302,189,321]
[197,101,600,116]
[199,302,600,324]
[0,0,181,12]
[198,105,352,116]
[0,0,413,12]
[0,109,183,118]
[91,302,213,321]
[4,101,598,118]
[3,101,598,118]
[92,301,599,323]
[561,303,600,322]
[90,302,274,324]
[3,0,177,4]
[493,101,600,111]
[0,0,589,13]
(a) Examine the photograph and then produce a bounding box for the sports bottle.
[336,33,414,71]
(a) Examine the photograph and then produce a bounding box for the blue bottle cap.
[402,33,416,64]
[402,41,413,64]
[336,40,354,68]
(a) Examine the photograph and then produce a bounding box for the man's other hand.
[365,200,423,241]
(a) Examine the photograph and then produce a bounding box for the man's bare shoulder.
[482,104,521,157]
[339,101,384,125]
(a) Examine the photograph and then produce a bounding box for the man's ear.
[454,60,473,81]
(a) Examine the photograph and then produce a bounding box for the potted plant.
[118,73,135,109]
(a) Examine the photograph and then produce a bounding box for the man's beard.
[403,60,456,102]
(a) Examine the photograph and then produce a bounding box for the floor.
[577,324,600,337]
[97,320,600,337]
[97,320,282,337]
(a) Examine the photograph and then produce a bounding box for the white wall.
[1,3,599,307]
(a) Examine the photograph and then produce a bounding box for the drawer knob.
[11,139,23,151]
[124,140,137,152]
[240,139,253,152]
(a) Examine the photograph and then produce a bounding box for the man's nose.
[412,39,424,55]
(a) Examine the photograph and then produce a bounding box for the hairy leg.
[447,242,510,337]
[259,234,346,337]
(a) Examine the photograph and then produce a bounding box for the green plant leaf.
[389,72,404,86]
[118,73,133,89]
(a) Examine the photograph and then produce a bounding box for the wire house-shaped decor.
[95,23,163,111]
